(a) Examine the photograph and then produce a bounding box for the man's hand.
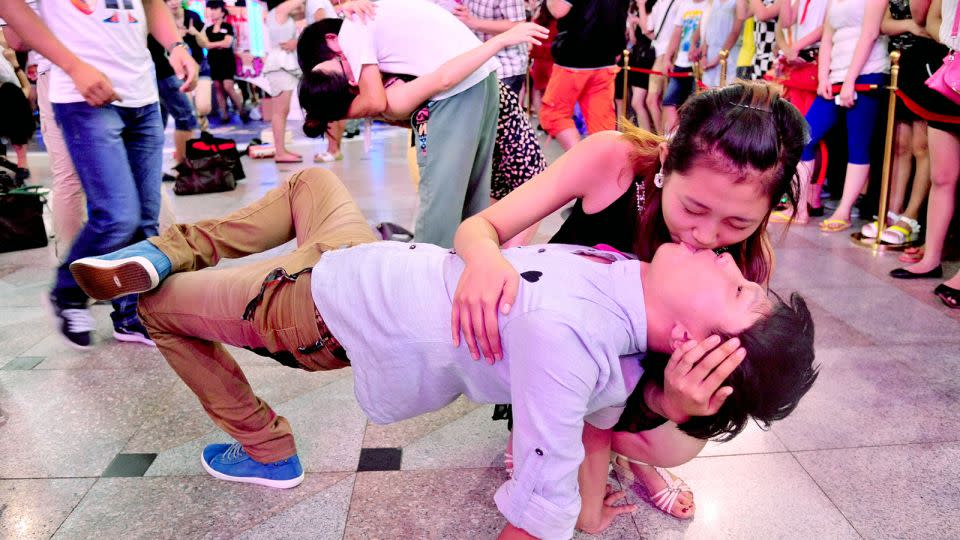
[167,45,199,92]
[492,22,550,49]
[453,5,478,29]
[66,60,120,106]
[337,0,377,21]
[659,335,746,423]
[576,485,638,534]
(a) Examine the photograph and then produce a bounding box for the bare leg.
[900,120,931,221]
[610,424,704,518]
[271,90,301,162]
[14,144,28,170]
[888,121,913,215]
[646,57,666,134]
[631,87,651,132]
[214,81,228,119]
[826,162,871,223]
[327,120,345,156]
[662,105,679,134]
[222,79,245,115]
[173,129,193,165]
[906,128,959,273]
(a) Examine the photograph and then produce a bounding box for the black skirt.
[896,39,960,135]
[0,83,34,145]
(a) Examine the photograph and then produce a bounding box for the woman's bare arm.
[382,23,547,119]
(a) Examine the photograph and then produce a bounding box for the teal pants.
[414,74,499,247]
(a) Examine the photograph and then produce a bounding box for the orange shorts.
[539,65,618,137]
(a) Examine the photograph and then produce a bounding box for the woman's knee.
[894,124,911,157]
[912,130,929,160]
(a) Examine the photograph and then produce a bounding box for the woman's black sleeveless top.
[549,182,640,254]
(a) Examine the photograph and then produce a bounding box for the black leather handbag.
[173,153,238,196]
[0,185,49,253]
[186,131,245,181]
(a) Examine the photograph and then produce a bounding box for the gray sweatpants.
[413,73,499,248]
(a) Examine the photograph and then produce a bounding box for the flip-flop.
[769,210,809,225]
[275,157,303,164]
[819,218,851,233]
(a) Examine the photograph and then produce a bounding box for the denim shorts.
[157,75,199,131]
[663,66,696,107]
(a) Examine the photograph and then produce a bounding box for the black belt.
[298,306,349,362]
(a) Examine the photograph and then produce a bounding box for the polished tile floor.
[2,119,959,539]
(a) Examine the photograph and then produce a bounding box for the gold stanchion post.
[693,61,703,93]
[872,51,901,248]
[620,49,630,131]
[719,49,729,87]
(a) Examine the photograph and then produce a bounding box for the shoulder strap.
[655,0,679,40]
[952,0,960,38]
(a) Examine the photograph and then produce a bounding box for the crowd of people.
[0,0,957,538]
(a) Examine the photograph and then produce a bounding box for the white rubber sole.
[70,256,160,301]
[200,454,304,489]
[112,330,157,347]
[43,292,93,352]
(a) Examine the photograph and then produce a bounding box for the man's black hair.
[615,293,819,442]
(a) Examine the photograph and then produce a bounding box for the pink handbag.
[926,1,960,105]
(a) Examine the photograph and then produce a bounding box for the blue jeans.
[53,102,164,325]
[157,75,199,131]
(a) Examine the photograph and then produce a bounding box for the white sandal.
[611,452,694,519]
[861,211,899,238]
[880,216,920,245]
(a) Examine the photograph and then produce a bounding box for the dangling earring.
[654,170,664,188]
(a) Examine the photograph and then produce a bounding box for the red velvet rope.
[894,89,960,124]
[624,66,707,88]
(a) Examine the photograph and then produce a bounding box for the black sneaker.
[113,319,156,347]
[48,294,95,350]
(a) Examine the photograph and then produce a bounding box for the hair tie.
[730,101,771,113]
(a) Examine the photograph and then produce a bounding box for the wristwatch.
[165,41,190,56]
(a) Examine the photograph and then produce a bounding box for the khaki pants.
[37,72,84,259]
[138,168,377,462]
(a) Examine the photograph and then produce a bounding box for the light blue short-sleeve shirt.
[311,242,647,538]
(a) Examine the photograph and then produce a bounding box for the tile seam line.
[786,439,960,453]
[49,476,98,538]
[789,452,866,539]
[342,418,371,540]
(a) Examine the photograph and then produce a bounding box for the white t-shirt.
[941,0,960,52]
[651,0,682,57]
[306,0,337,21]
[337,0,499,101]
[672,0,706,68]
[40,0,157,106]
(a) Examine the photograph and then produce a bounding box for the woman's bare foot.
[275,151,303,164]
[904,259,942,274]
[614,456,694,519]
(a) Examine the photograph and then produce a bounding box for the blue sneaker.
[69,241,172,301]
[201,442,304,489]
